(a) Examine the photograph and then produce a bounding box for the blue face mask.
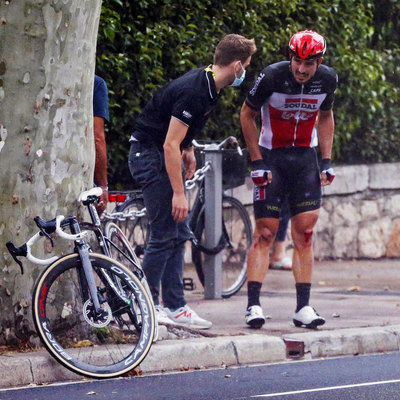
[231,62,246,87]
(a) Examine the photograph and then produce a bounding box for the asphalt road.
[2,352,400,400]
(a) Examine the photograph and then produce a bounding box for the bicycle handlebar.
[185,136,243,190]
[192,136,243,156]
[7,188,103,273]
[7,214,89,272]
[7,232,59,273]
[55,215,88,240]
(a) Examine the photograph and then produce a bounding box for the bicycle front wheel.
[32,253,155,378]
[192,196,252,298]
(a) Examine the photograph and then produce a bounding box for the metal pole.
[203,146,223,299]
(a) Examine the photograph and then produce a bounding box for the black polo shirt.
[131,66,220,149]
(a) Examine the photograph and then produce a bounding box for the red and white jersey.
[245,61,338,149]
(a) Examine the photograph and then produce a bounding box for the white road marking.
[251,378,400,397]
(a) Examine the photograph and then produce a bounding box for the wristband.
[319,159,331,172]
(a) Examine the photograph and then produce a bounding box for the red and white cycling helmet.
[289,30,326,60]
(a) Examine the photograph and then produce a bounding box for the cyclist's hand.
[95,187,108,217]
[172,192,189,222]
[320,158,335,186]
[251,159,272,187]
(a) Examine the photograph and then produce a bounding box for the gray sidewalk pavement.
[1,259,400,388]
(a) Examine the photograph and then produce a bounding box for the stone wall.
[230,162,400,260]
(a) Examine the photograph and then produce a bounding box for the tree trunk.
[0,0,102,347]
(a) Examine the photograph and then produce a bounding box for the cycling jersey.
[245,61,338,149]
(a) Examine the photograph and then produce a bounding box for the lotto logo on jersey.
[282,111,314,121]
[254,185,266,201]
[284,98,318,110]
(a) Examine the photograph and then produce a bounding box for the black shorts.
[253,147,321,219]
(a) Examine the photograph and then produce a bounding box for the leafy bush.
[96,0,400,188]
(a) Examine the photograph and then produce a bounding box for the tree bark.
[0,0,102,346]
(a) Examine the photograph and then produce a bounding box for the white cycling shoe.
[293,305,325,329]
[245,305,266,329]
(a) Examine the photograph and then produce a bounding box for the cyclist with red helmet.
[241,30,338,329]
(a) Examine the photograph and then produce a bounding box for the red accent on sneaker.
[174,310,192,319]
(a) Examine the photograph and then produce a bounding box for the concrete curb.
[1,326,400,388]
[141,334,286,373]
[283,325,400,359]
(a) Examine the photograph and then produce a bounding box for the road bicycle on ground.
[103,136,253,298]
[6,187,155,379]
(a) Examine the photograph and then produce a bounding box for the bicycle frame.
[54,215,135,315]
[82,195,145,280]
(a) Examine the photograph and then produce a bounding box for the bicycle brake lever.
[33,216,55,247]
[6,242,25,274]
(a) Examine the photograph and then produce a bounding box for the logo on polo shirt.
[182,110,192,119]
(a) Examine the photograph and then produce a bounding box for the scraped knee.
[255,225,274,244]
[304,229,313,246]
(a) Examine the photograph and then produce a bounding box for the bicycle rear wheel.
[192,196,252,298]
[104,221,141,267]
[32,253,155,378]
[116,198,149,261]
[103,221,155,324]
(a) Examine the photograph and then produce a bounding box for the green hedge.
[96,0,400,189]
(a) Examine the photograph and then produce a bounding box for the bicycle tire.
[32,253,155,378]
[103,221,141,268]
[116,198,149,261]
[192,196,252,298]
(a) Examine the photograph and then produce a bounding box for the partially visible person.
[93,75,109,216]
[241,30,337,330]
[128,34,257,329]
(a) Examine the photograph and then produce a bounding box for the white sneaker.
[245,305,266,329]
[164,305,212,329]
[293,306,325,329]
[155,305,176,325]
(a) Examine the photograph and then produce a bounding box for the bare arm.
[240,102,271,186]
[163,117,189,222]
[182,146,196,180]
[93,116,108,215]
[318,109,335,186]
[240,102,262,161]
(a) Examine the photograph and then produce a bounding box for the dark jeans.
[128,140,191,310]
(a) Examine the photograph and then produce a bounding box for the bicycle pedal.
[183,277,195,291]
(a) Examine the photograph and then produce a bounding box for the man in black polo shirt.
[129,34,256,329]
